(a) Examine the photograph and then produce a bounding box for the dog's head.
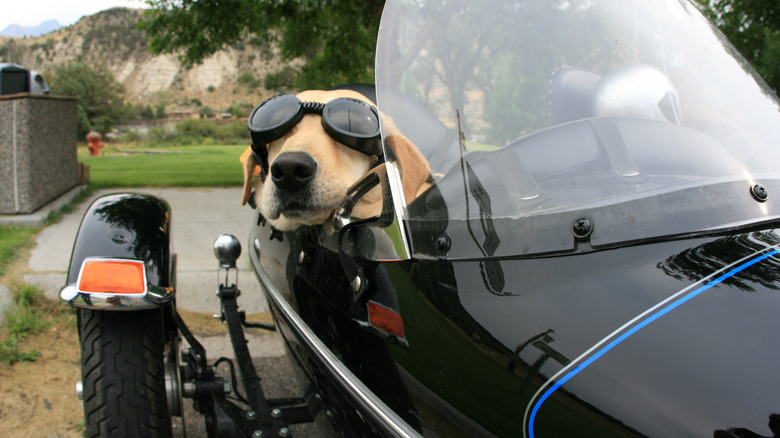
[242,89,429,231]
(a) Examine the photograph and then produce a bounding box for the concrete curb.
[0,284,12,326]
[0,185,88,227]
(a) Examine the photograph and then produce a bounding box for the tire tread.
[79,309,172,438]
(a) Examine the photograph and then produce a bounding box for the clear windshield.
[376,0,780,259]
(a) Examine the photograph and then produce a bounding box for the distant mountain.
[0,19,62,37]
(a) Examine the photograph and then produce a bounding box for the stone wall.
[0,94,78,214]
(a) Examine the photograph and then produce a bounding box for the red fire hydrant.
[86,131,105,156]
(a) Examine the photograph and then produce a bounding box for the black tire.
[79,308,173,438]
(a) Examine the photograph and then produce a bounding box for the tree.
[48,61,132,139]
[139,0,384,90]
[694,0,780,92]
[139,1,780,94]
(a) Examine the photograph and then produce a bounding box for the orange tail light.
[78,259,146,295]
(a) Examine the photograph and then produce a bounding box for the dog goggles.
[247,94,383,175]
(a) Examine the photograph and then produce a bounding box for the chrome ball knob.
[213,234,241,269]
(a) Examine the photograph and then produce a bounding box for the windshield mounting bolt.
[436,233,452,256]
[750,184,769,203]
[246,410,257,420]
[572,217,593,241]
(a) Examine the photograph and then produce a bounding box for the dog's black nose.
[270,152,317,191]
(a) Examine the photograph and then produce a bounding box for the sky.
[0,0,149,33]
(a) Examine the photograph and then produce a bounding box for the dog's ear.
[383,119,431,202]
[240,146,261,205]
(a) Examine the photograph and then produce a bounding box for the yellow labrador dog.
[241,89,429,231]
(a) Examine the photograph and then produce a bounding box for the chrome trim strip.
[385,162,412,259]
[59,284,174,310]
[251,248,421,438]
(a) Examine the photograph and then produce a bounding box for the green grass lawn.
[78,144,248,187]
[0,225,39,277]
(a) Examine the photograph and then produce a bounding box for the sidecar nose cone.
[214,234,241,268]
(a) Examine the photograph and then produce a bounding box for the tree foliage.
[48,61,132,139]
[139,0,384,90]
[139,0,780,95]
[694,0,780,92]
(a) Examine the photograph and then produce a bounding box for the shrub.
[177,119,218,138]
[237,70,261,89]
[264,66,297,92]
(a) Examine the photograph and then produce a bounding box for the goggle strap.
[252,149,269,182]
[301,101,325,115]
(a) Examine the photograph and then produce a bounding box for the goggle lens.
[248,94,303,145]
[324,99,379,139]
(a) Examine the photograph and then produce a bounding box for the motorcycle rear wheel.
[78,308,173,438]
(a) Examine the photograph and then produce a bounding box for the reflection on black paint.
[69,194,171,287]
[93,195,169,279]
[714,413,780,438]
[509,330,572,397]
[657,232,780,292]
[464,161,508,294]
[466,162,501,256]
[480,260,508,295]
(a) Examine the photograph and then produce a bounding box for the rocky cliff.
[0,7,300,113]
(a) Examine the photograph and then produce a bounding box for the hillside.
[0,7,302,114]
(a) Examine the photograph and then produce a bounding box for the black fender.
[59,193,176,310]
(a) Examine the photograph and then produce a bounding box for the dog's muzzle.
[270,152,317,192]
[265,152,322,220]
